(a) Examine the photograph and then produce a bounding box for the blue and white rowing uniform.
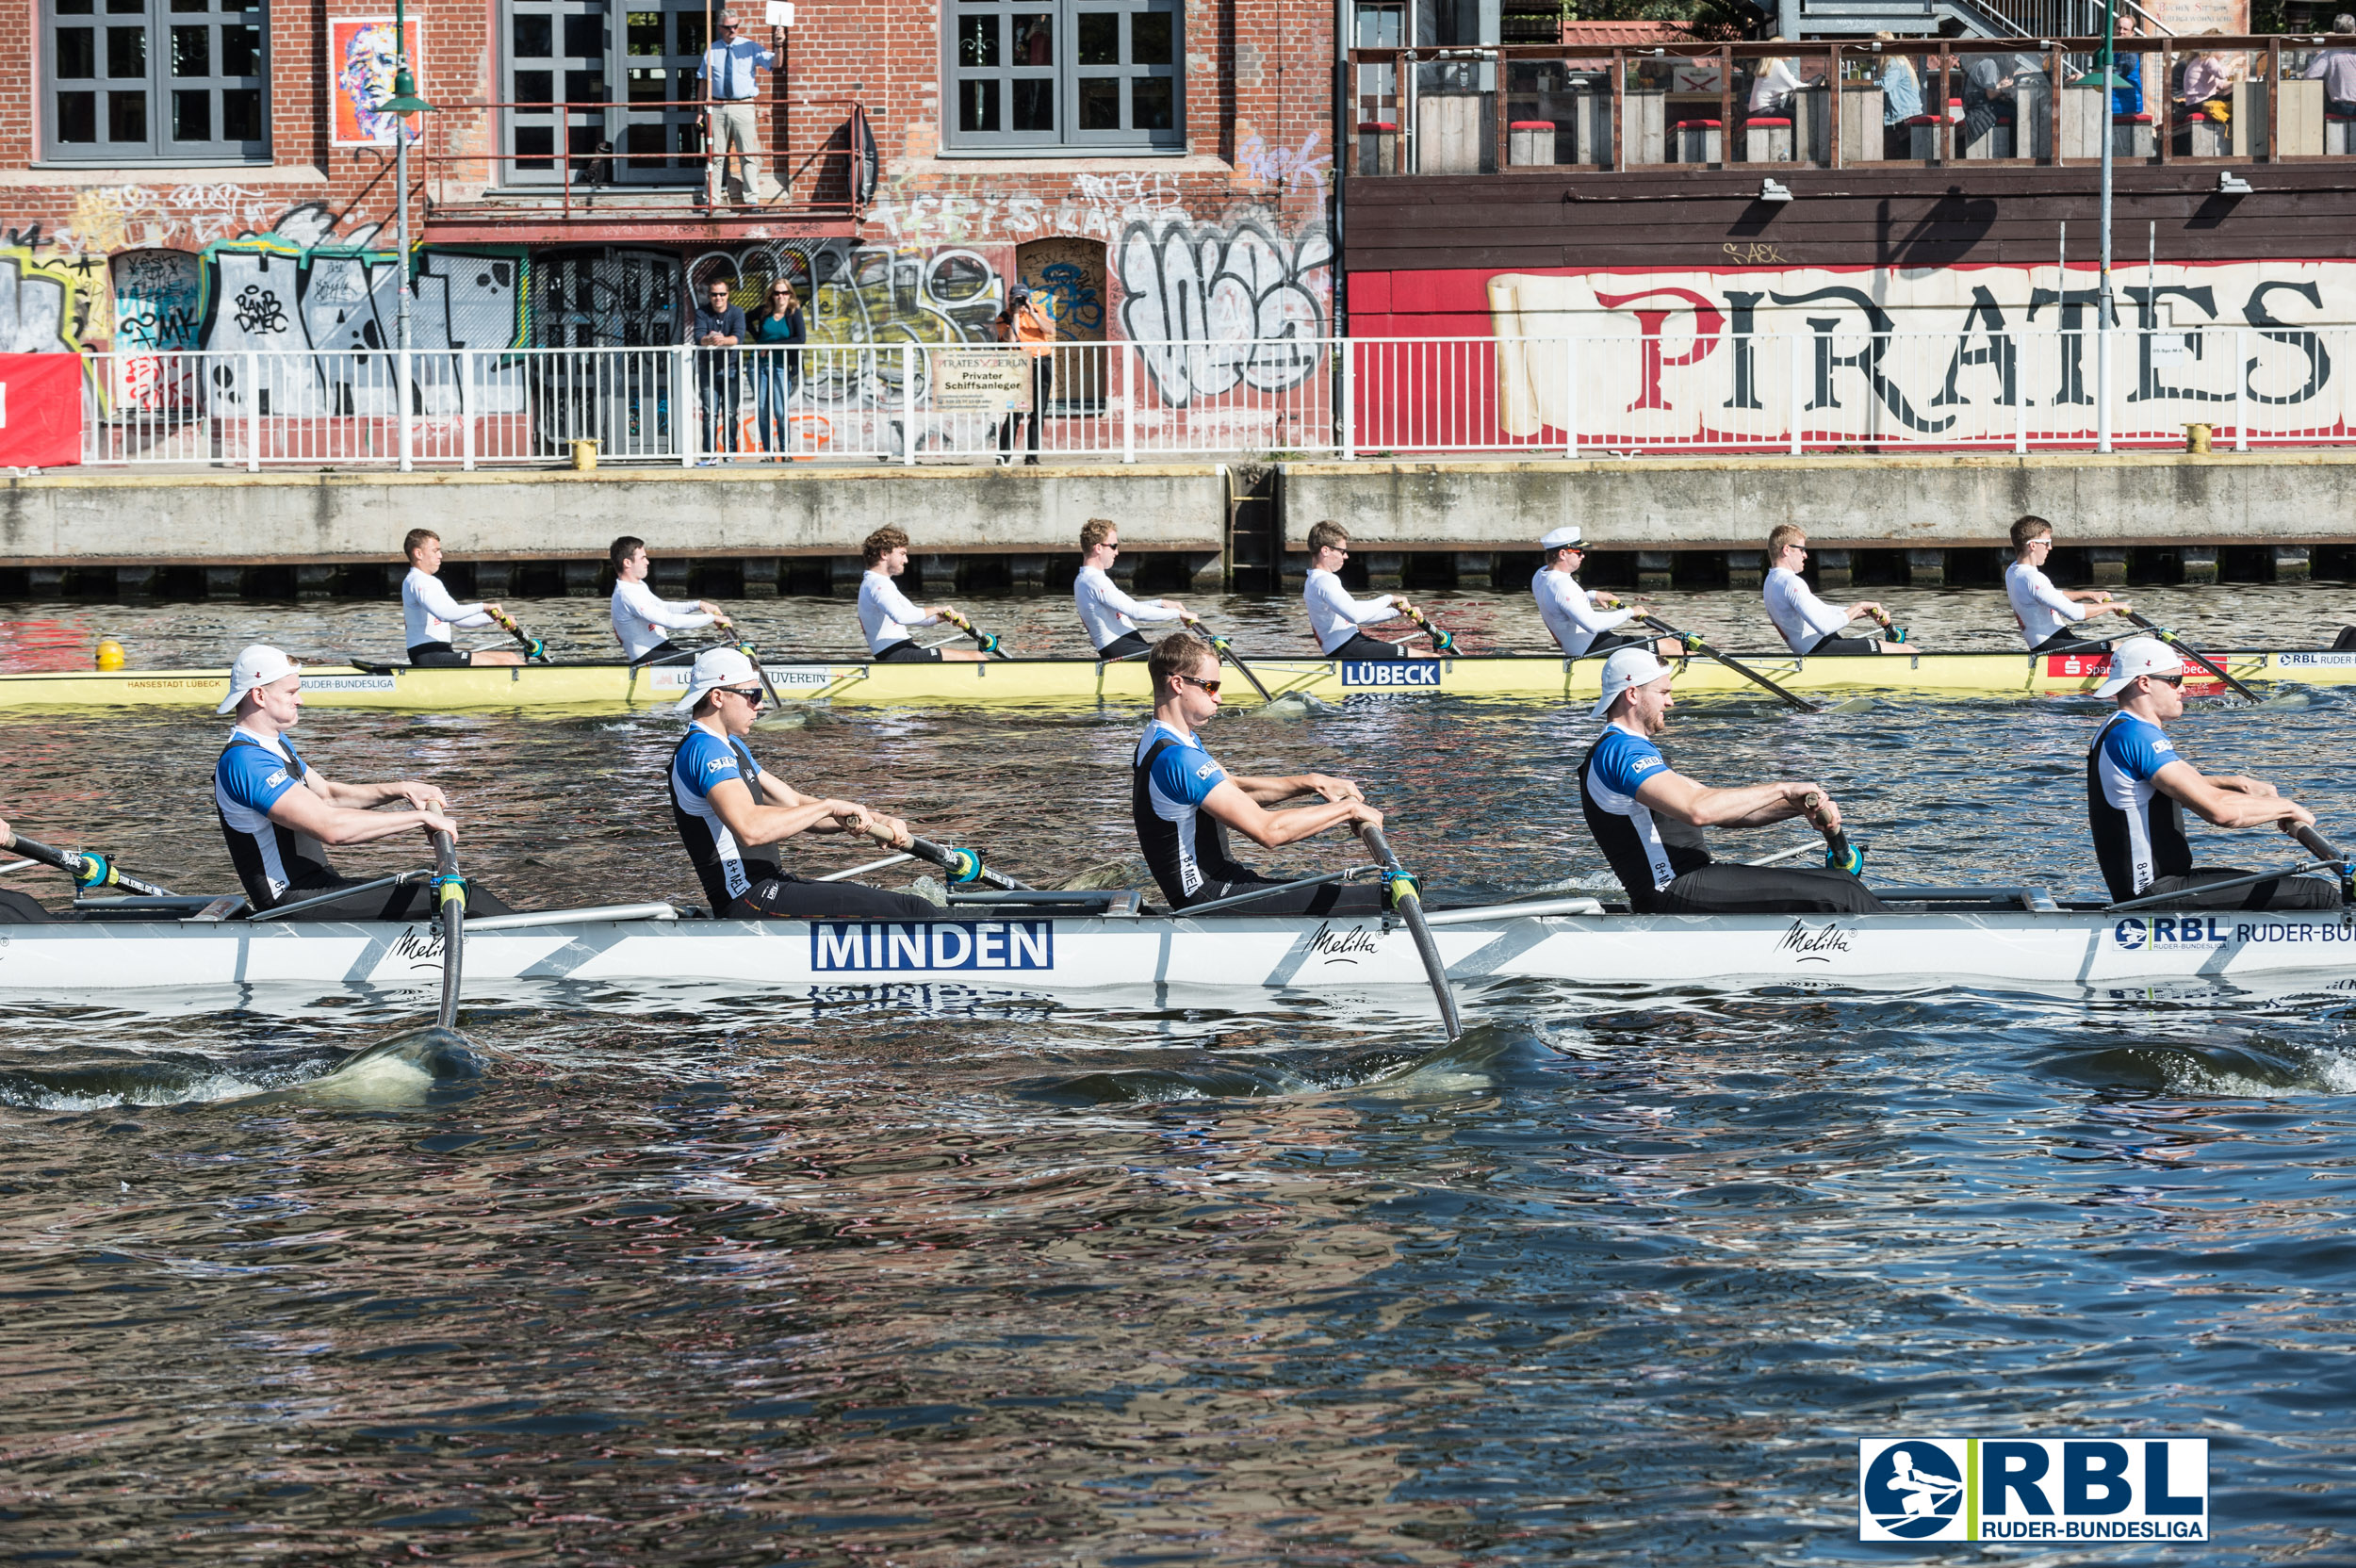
[1579,725,1711,912]
[1303,569,1399,658]
[2086,710,2188,901]
[402,567,493,662]
[669,723,780,911]
[858,569,941,661]
[1762,566,1851,655]
[1532,565,1635,657]
[1075,564,1180,658]
[2005,560,2087,650]
[1132,719,1255,906]
[214,727,334,908]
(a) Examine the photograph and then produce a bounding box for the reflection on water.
[2,588,2354,1560]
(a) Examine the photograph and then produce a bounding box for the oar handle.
[856,821,1030,891]
[489,609,548,662]
[1801,792,1865,876]
[1404,606,1457,655]
[2,830,176,898]
[2293,824,2348,866]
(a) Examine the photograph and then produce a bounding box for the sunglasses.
[1174,673,1221,695]
[724,685,765,703]
[2149,673,2184,688]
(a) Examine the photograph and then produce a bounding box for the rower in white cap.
[2086,638,2335,909]
[665,646,941,918]
[1531,526,1681,659]
[211,645,515,918]
[1579,647,1885,914]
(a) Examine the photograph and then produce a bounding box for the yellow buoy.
[94,639,125,671]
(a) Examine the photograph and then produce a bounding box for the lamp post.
[377,0,435,354]
[2096,0,2117,453]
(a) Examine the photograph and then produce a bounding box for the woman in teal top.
[746,281,807,455]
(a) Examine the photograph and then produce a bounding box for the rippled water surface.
[4,585,2355,1563]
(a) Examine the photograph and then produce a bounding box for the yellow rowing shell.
[0,649,2347,710]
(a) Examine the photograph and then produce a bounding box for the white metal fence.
[70,328,2356,469]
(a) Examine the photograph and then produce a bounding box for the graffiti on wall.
[870,171,1189,250]
[0,247,108,355]
[1116,221,1333,406]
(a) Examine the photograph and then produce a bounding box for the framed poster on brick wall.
[329,18,425,145]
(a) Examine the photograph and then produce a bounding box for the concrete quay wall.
[1,450,2348,598]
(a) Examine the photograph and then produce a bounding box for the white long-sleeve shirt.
[2004,560,2086,648]
[401,566,493,650]
[610,577,716,661]
[1762,566,1850,654]
[1303,568,1399,655]
[1074,564,1181,651]
[858,569,939,655]
[1531,566,1634,656]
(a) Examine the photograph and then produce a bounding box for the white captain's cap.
[1539,526,1583,551]
[2094,637,2184,700]
[675,645,762,712]
[1590,646,1673,719]
[217,644,299,714]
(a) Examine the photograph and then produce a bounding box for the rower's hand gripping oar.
[1359,824,1464,1041]
[854,819,1032,892]
[427,829,466,1030]
[1640,615,1824,714]
[2289,823,2354,905]
[942,611,1006,659]
[2125,612,2264,703]
[1800,792,1866,877]
[1,827,177,898]
[1401,605,1458,656]
[1182,616,1278,705]
[487,608,549,663]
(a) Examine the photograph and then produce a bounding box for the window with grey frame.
[43,0,269,162]
[948,0,1182,150]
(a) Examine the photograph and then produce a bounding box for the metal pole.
[1121,340,1136,463]
[2095,0,2116,454]
[245,349,261,472]
[902,342,916,466]
[1340,337,1356,460]
[461,347,476,470]
[1563,334,1578,458]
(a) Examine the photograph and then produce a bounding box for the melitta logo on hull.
[810,920,1053,972]
[1859,1438,2207,1542]
[1339,661,1442,690]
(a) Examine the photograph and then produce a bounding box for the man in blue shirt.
[1133,631,1389,914]
[698,12,776,206]
[2086,638,2335,908]
[683,274,749,461]
[212,645,515,919]
[1579,648,1884,914]
[667,647,941,918]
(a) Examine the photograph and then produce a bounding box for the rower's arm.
[1635,771,1834,831]
[1225,772,1365,808]
[304,771,449,815]
[704,775,909,850]
[2151,760,2315,830]
[266,786,458,847]
[1201,778,1381,849]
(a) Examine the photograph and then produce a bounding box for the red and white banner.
[0,354,84,467]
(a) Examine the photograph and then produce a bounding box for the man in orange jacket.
[995,284,1055,466]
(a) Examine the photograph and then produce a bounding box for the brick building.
[1,0,1336,441]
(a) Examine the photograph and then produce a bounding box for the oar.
[1801,792,1865,877]
[1184,617,1277,704]
[1640,615,1823,714]
[2124,612,2264,703]
[1359,824,1463,1040]
[2291,824,2353,904]
[942,611,1007,658]
[1401,605,1459,656]
[427,830,467,1030]
[1,828,177,898]
[718,628,792,711]
[859,821,1032,891]
[487,608,549,662]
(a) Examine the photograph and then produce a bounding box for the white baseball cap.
[674,645,762,711]
[1590,646,1673,719]
[1540,526,1583,551]
[217,644,299,714]
[2094,637,2184,700]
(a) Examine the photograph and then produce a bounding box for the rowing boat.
[1,647,2351,711]
[4,888,2349,997]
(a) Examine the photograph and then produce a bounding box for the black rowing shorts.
[873,641,943,664]
[728,874,942,920]
[1804,633,1879,657]
[407,642,472,668]
[1321,632,1408,661]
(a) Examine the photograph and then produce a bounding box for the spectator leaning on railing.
[698,11,776,207]
[2306,14,2356,119]
[684,275,748,464]
[745,281,807,457]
